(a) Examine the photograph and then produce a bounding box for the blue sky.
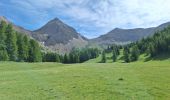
[1,0,170,39]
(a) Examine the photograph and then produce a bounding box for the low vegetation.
[0,61,170,100]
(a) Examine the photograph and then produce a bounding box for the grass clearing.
[0,61,170,100]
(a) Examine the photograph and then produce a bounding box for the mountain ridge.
[91,21,170,46]
[1,15,170,50]
[0,16,88,53]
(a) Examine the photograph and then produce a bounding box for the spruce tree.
[23,35,29,61]
[147,43,156,57]
[123,47,130,63]
[0,21,9,61]
[28,39,42,62]
[112,50,117,62]
[55,54,60,62]
[75,54,80,63]
[6,24,18,61]
[63,54,69,64]
[0,48,9,61]
[130,45,140,61]
[0,21,7,41]
[101,50,106,63]
[17,33,25,61]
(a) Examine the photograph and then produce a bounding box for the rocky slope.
[31,18,88,53]
[0,16,88,53]
[91,22,170,46]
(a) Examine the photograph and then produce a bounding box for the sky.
[1,0,170,39]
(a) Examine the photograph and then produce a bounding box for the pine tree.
[63,54,69,64]
[28,39,42,62]
[75,54,80,63]
[112,50,117,62]
[0,49,9,61]
[6,24,18,61]
[69,53,74,63]
[130,45,140,61]
[0,21,9,61]
[55,54,60,62]
[123,47,130,63]
[23,35,29,61]
[147,43,156,57]
[17,33,25,61]
[101,51,106,63]
[0,21,7,41]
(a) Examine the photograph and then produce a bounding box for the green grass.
[0,61,170,100]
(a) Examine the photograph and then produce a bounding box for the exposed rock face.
[31,18,88,53]
[0,16,88,53]
[1,16,170,51]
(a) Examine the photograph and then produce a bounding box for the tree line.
[0,21,100,63]
[43,48,100,64]
[101,25,170,63]
[101,45,121,63]
[0,21,42,62]
[123,25,170,63]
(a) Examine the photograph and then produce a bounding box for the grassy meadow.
[0,59,170,100]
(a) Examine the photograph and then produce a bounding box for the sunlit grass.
[0,61,170,100]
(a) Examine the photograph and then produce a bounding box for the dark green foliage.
[112,50,117,62]
[123,47,130,63]
[101,50,106,63]
[147,43,156,57]
[28,39,42,62]
[69,49,80,63]
[63,54,70,64]
[105,45,120,55]
[0,21,7,41]
[0,49,9,61]
[0,21,8,61]
[130,45,140,61]
[42,52,60,62]
[0,21,42,62]
[122,25,170,62]
[6,24,18,61]
[23,35,29,61]
[17,33,28,61]
[135,26,170,58]
[40,48,99,63]
[62,48,100,64]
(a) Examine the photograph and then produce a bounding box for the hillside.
[0,16,88,54]
[32,18,88,53]
[91,22,170,46]
[0,16,31,36]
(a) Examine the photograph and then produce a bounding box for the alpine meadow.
[0,0,170,100]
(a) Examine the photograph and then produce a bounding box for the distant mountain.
[91,22,170,46]
[0,16,88,53]
[1,15,170,52]
[31,18,88,53]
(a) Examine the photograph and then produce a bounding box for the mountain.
[0,16,88,54]
[31,18,88,53]
[91,22,170,46]
[1,15,170,52]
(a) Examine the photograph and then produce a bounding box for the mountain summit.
[33,18,80,45]
[91,22,170,46]
[32,18,88,53]
[0,16,88,53]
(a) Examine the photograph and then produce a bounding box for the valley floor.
[0,61,170,100]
